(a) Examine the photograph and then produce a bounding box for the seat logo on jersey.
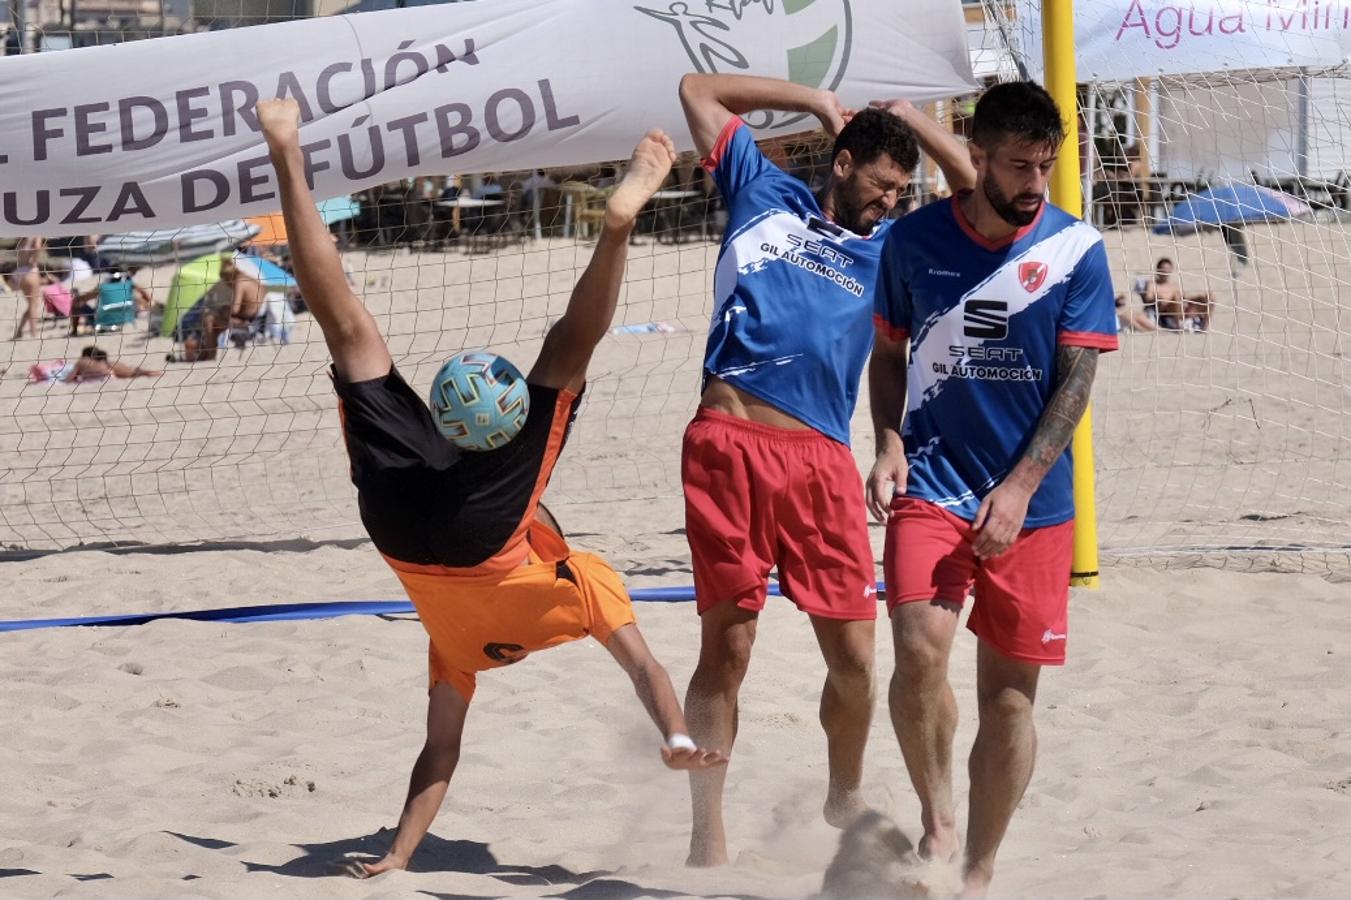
[1019,260,1048,293]
[963,299,1009,340]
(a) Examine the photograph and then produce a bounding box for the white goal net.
[1,1,1347,576]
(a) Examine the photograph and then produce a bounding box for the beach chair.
[94,277,138,333]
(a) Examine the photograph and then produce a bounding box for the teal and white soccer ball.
[430,351,530,451]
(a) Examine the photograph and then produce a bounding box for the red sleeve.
[1057,330,1118,351]
[701,115,743,173]
[873,313,909,343]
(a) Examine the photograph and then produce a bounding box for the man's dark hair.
[82,346,109,362]
[1156,257,1173,268]
[832,108,919,172]
[971,81,1065,150]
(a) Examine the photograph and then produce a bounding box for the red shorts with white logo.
[682,407,877,620]
[884,496,1074,664]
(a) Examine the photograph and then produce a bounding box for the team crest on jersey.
[1018,261,1048,293]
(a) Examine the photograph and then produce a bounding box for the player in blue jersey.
[677,72,975,867]
[867,81,1117,895]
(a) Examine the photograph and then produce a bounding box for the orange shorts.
[884,496,1074,665]
[389,522,637,701]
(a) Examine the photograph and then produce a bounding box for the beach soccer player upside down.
[256,97,725,878]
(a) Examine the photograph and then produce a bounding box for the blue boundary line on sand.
[0,582,905,634]
[0,585,773,634]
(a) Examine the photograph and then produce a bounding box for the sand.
[0,217,1348,897]
[1,546,1348,898]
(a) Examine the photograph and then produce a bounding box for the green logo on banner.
[636,0,853,130]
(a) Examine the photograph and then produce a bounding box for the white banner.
[0,0,975,236]
[1018,0,1351,82]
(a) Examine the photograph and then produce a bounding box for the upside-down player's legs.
[527,129,676,396]
[258,99,392,384]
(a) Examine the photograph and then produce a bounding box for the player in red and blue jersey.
[867,81,1117,895]
[677,72,975,867]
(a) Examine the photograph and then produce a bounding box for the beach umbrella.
[244,197,361,248]
[1153,183,1312,236]
[98,220,261,266]
[160,252,298,338]
[243,213,287,248]
[160,252,225,338]
[233,253,297,291]
[317,195,362,226]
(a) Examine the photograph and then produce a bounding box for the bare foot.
[918,829,960,864]
[958,875,990,898]
[823,787,871,828]
[257,97,301,147]
[605,129,677,230]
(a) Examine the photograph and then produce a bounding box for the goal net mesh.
[1,2,1347,575]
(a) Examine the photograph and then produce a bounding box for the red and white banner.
[0,0,975,236]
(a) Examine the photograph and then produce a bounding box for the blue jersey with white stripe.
[874,196,1117,527]
[702,118,890,445]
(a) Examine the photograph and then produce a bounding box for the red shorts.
[884,496,1074,665]
[682,407,876,620]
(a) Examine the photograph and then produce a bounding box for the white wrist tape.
[666,733,697,752]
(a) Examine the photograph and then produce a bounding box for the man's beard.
[835,179,881,235]
[983,174,1042,227]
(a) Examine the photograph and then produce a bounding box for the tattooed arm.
[970,345,1099,559]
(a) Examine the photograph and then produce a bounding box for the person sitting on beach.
[1115,293,1156,333]
[220,257,267,329]
[70,268,155,337]
[1143,257,1216,332]
[256,98,726,878]
[175,280,231,362]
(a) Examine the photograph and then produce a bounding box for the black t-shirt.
[333,366,580,567]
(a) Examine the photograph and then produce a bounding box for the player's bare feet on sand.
[606,129,676,230]
[257,97,301,147]
[918,828,960,865]
[823,786,871,828]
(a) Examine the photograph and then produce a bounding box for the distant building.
[193,0,311,27]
